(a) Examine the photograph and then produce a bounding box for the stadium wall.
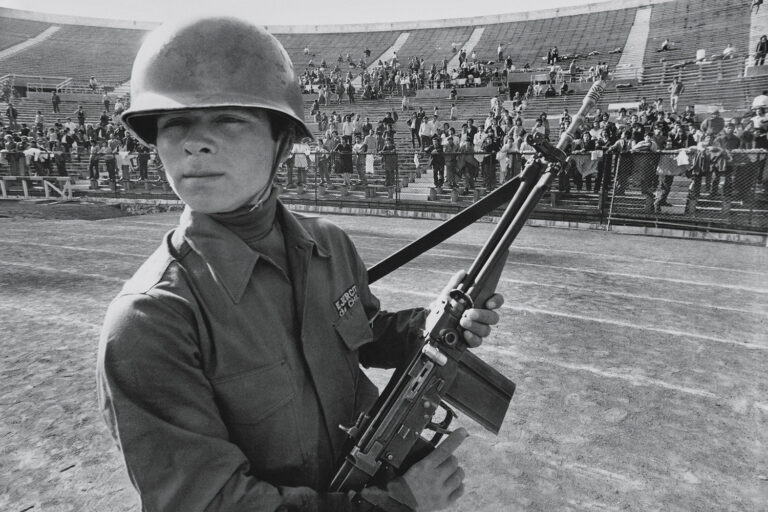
[0,0,675,34]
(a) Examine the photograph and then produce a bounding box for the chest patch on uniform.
[335,284,360,317]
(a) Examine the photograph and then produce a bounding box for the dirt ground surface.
[1,201,767,512]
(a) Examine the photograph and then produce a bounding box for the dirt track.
[1,202,767,511]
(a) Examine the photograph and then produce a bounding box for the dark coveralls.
[424,143,445,188]
[98,197,427,511]
[381,146,398,187]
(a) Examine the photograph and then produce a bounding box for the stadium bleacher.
[473,7,637,73]
[394,25,475,68]
[0,24,144,88]
[276,31,400,75]
[0,0,765,234]
[0,17,51,52]
[643,0,753,68]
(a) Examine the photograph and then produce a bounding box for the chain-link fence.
[1,147,766,234]
[603,150,768,233]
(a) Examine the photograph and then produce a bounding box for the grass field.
[1,201,766,511]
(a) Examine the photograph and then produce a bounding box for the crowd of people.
[296,37,622,105]
[300,52,508,104]
[2,60,766,211]
[551,90,768,212]
[293,86,768,210]
[1,95,153,185]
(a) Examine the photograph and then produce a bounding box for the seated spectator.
[544,84,556,97]
[638,97,649,111]
[114,99,125,117]
[657,38,671,52]
[681,105,697,126]
[89,76,99,91]
[560,81,569,96]
[722,43,736,60]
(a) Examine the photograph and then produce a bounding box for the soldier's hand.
[439,270,504,348]
[394,428,469,511]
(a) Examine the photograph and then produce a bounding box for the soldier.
[98,16,504,512]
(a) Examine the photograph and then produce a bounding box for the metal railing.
[1,148,765,235]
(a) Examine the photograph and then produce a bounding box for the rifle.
[330,80,607,495]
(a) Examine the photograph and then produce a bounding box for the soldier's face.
[156,108,278,213]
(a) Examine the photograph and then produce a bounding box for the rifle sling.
[366,174,523,283]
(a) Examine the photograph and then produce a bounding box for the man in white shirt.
[722,43,735,59]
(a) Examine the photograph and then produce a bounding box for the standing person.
[631,132,660,211]
[34,110,45,134]
[315,136,331,187]
[101,15,505,512]
[333,131,354,188]
[407,112,419,148]
[700,109,725,137]
[443,135,459,188]
[480,129,500,191]
[607,130,634,195]
[5,102,18,131]
[380,136,398,188]
[352,133,367,188]
[423,134,445,189]
[458,136,478,194]
[292,137,311,189]
[136,144,150,181]
[75,105,86,128]
[103,92,111,112]
[668,77,684,113]
[51,91,61,113]
[88,140,103,187]
[755,35,767,66]
[104,133,120,183]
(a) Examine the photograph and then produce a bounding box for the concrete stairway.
[446,27,485,71]
[372,32,410,69]
[352,32,410,88]
[614,6,652,81]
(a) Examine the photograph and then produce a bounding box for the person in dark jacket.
[423,134,445,189]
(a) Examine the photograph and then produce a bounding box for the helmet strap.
[248,128,294,209]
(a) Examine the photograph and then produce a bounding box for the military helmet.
[121,16,311,145]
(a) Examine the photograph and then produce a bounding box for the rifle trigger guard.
[424,401,457,446]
